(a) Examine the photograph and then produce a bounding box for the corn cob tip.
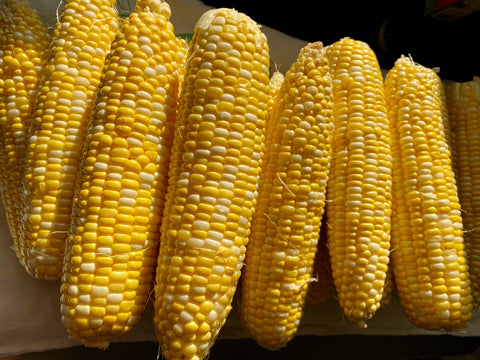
[135,0,171,16]
[194,7,265,47]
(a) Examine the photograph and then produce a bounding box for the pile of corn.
[1,0,479,358]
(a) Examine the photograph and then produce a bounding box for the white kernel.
[369,242,380,252]
[119,50,132,60]
[215,204,229,214]
[192,286,206,294]
[127,137,142,146]
[212,214,226,222]
[434,293,449,301]
[79,294,91,304]
[423,214,438,221]
[220,94,234,102]
[430,256,444,263]
[97,247,112,256]
[72,90,87,101]
[214,127,228,137]
[187,237,204,248]
[179,311,194,323]
[222,173,235,182]
[217,41,232,51]
[71,106,85,114]
[419,290,432,298]
[218,111,231,120]
[119,197,136,206]
[449,293,461,302]
[420,185,435,194]
[137,91,152,100]
[221,238,233,247]
[239,69,252,79]
[107,293,123,304]
[94,162,108,171]
[245,113,258,123]
[431,263,445,270]
[439,219,453,228]
[224,165,237,174]
[345,260,356,268]
[49,150,63,158]
[176,294,189,303]
[120,189,137,198]
[121,99,136,108]
[437,310,450,320]
[206,310,218,322]
[7,108,20,117]
[205,238,221,250]
[75,305,90,316]
[212,265,225,274]
[143,66,159,76]
[195,149,210,158]
[172,323,183,336]
[206,43,216,51]
[119,59,131,67]
[68,285,79,296]
[139,172,155,182]
[211,146,226,155]
[76,77,89,87]
[80,262,95,272]
[445,254,459,262]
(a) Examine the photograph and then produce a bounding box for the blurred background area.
[201,0,480,82]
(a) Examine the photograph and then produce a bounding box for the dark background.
[201,0,480,82]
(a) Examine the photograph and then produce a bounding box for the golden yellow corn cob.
[239,41,333,350]
[446,76,480,308]
[325,37,393,327]
[385,55,473,330]
[60,0,182,348]
[265,70,284,124]
[21,0,119,280]
[153,8,270,360]
[0,0,50,255]
[0,3,9,205]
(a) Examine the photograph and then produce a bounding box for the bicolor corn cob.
[153,8,270,360]
[385,55,473,330]
[239,41,333,350]
[0,0,50,255]
[60,0,182,348]
[21,0,119,280]
[325,37,393,327]
[446,76,480,308]
[0,2,9,211]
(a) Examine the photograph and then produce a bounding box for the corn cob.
[239,41,333,350]
[60,0,182,348]
[0,0,50,256]
[0,3,9,206]
[268,71,284,101]
[307,214,334,305]
[385,55,473,330]
[265,70,284,124]
[446,76,480,308]
[21,0,119,280]
[325,37,393,327]
[153,8,270,360]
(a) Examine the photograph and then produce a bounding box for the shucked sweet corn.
[0,1,479,356]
